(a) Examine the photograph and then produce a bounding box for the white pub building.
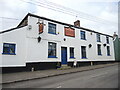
[0,13,115,72]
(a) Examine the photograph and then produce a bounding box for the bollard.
[31,67,34,72]
[91,62,93,66]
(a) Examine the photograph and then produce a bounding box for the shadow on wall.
[2,61,116,73]
[113,34,120,61]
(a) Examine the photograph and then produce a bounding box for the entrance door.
[61,47,67,65]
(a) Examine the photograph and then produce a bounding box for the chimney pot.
[113,32,118,39]
[74,20,80,27]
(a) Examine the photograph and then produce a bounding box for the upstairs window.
[97,44,102,55]
[106,36,109,44]
[97,33,101,42]
[80,31,86,40]
[64,27,75,37]
[107,46,110,56]
[70,47,74,58]
[2,43,16,55]
[48,23,56,35]
[48,42,57,58]
[81,46,87,59]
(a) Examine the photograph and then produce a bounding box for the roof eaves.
[0,25,27,34]
[17,13,29,27]
[1,13,112,37]
[28,13,113,38]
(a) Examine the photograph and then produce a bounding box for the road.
[3,64,119,88]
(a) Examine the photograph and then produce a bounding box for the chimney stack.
[113,32,118,39]
[74,20,80,27]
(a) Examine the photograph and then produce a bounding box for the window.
[64,27,75,37]
[107,46,110,56]
[97,44,102,55]
[48,23,56,34]
[106,36,109,44]
[70,47,74,58]
[81,31,86,40]
[2,43,16,55]
[48,42,57,58]
[81,46,87,59]
[97,33,101,42]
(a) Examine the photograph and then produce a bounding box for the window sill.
[81,38,87,40]
[107,55,111,56]
[48,56,58,58]
[81,57,87,59]
[48,32,57,35]
[65,35,75,38]
[2,53,16,55]
[70,57,76,59]
[98,54,102,56]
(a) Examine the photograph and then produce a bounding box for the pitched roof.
[0,25,27,34]
[0,13,113,38]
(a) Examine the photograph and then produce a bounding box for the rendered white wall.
[26,16,61,63]
[1,16,115,67]
[0,34,2,67]
[26,16,115,63]
[1,26,27,67]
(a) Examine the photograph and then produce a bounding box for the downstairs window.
[2,43,16,55]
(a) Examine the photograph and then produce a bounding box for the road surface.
[3,64,119,88]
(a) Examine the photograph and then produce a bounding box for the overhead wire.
[24,0,117,25]
[1,0,117,26]
[0,17,21,20]
[21,0,77,17]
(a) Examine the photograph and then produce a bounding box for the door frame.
[61,47,67,65]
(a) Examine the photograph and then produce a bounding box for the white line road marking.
[56,85,62,88]
[90,72,108,78]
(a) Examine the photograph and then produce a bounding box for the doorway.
[61,47,67,65]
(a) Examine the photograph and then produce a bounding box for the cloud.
[0,0,118,36]
[0,0,38,30]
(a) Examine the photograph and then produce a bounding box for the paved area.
[1,63,119,84]
[2,64,119,88]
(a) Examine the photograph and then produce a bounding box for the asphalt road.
[3,64,119,88]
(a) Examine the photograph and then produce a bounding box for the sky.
[0,0,119,36]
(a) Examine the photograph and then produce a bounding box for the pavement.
[1,62,119,84]
[3,64,119,88]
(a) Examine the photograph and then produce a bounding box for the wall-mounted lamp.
[89,44,92,48]
[90,32,92,35]
[28,25,32,30]
[103,44,106,47]
[37,36,41,43]
[37,19,46,34]
[64,38,66,41]
[37,18,44,24]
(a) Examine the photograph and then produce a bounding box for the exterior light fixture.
[37,36,41,43]
[37,18,44,24]
[64,38,66,41]
[103,44,106,47]
[89,44,92,48]
[28,25,32,30]
[90,32,92,35]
